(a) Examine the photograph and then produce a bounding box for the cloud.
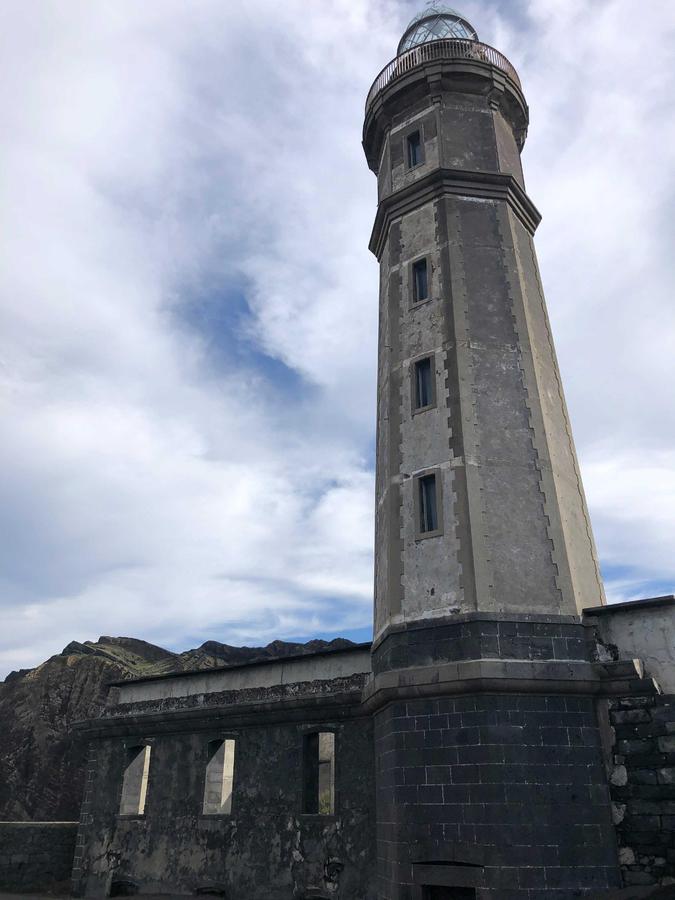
[1,0,673,676]
[509,0,675,599]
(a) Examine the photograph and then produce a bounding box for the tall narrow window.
[413,357,434,410]
[202,739,236,815]
[419,474,439,534]
[407,130,422,168]
[119,745,151,816]
[303,732,335,815]
[412,258,428,303]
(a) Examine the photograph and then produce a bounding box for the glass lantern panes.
[398,4,478,54]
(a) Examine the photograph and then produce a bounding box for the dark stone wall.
[0,821,78,893]
[608,694,675,890]
[76,716,376,899]
[440,93,498,173]
[378,91,523,204]
[372,615,591,675]
[374,693,620,900]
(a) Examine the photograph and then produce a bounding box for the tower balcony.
[363,38,528,171]
[366,37,521,110]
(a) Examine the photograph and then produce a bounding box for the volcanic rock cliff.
[0,635,354,821]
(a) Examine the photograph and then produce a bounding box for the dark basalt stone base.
[374,691,621,899]
[372,614,622,899]
[372,612,594,675]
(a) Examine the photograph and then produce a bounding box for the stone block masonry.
[609,694,675,890]
[0,821,78,893]
[375,692,620,899]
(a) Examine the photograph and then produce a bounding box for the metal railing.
[365,38,521,111]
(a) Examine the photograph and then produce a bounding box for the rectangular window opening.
[407,130,422,168]
[202,738,236,815]
[419,474,439,534]
[414,357,434,410]
[303,731,335,815]
[412,258,429,303]
[119,744,151,816]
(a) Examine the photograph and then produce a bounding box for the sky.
[1,0,674,678]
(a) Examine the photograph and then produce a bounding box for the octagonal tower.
[363,7,620,898]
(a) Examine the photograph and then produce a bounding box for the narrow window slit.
[414,357,434,410]
[412,258,429,302]
[119,745,151,816]
[419,474,439,534]
[303,732,335,815]
[203,738,236,815]
[407,130,422,168]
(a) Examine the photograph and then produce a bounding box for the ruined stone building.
[8,5,674,899]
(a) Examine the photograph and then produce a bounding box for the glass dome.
[398,4,478,55]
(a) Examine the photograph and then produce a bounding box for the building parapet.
[107,642,372,705]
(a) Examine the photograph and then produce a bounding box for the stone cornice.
[369,168,542,259]
[73,688,367,738]
[75,655,659,738]
[361,658,660,716]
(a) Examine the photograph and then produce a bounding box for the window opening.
[407,130,422,168]
[303,732,335,815]
[414,357,434,410]
[419,474,439,534]
[119,745,151,816]
[202,738,236,815]
[412,258,429,302]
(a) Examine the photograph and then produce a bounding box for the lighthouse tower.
[363,6,620,897]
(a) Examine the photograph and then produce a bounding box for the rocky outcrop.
[0,635,353,821]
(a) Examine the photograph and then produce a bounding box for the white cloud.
[509,0,675,596]
[0,0,673,676]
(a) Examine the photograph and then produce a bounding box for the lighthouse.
[363,5,620,896]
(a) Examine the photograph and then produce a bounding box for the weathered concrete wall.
[0,821,77,893]
[77,717,375,899]
[508,208,606,615]
[586,597,675,694]
[607,694,675,890]
[75,666,376,899]
[111,645,372,706]
[376,93,525,206]
[370,79,605,643]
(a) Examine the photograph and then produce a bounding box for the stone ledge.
[369,167,542,259]
[585,596,675,617]
[362,657,658,713]
[74,687,368,737]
